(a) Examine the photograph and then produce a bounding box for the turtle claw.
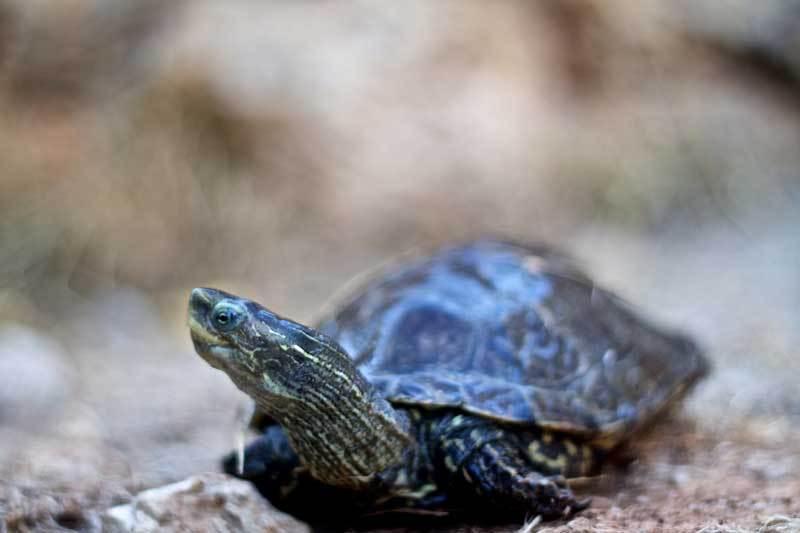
[518,475,587,519]
[574,497,592,512]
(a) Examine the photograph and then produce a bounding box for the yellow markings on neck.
[232,345,259,374]
[286,343,366,401]
[275,341,409,480]
[263,324,287,340]
[295,328,341,357]
[293,393,373,476]
[261,372,297,400]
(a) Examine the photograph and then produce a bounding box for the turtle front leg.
[222,425,303,502]
[461,439,585,518]
[223,426,366,519]
[434,417,586,519]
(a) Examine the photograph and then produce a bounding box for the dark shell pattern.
[317,241,707,443]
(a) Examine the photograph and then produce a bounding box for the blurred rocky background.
[0,1,799,531]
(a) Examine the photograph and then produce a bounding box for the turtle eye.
[211,301,244,331]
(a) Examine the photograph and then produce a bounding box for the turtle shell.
[317,240,708,445]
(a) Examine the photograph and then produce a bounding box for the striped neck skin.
[230,324,412,488]
[187,288,412,488]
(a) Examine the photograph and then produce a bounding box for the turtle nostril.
[189,288,214,317]
[191,287,210,303]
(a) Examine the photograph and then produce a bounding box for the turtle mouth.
[187,313,224,346]
[189,323,238,370]
[187,298,237,369]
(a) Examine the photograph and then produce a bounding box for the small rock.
[564,517,595,532]
[759,515,800,533]
[669,465,692,487]
[102,473,309,533]
[536,516,596,533]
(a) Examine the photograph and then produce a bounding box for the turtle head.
[188,288,253,370]
[189,288,304,394]
[188,287,410,486]
[188,287,338,403]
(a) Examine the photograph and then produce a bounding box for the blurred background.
[1,1,799,531]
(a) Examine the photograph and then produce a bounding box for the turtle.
[188,240,708,522]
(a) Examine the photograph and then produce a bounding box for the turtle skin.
[224,240,708,521]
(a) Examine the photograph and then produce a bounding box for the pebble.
[102,473,310,533]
